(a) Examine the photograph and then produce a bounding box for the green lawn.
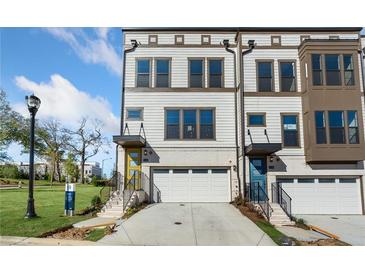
[0,178,64,186]
[0,184,102,237]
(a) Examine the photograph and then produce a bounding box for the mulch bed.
[45,226,114,241]
[296,239,350,246]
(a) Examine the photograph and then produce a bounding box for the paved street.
[98,203,276,246]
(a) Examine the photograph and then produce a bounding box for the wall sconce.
[143,149,148,156]
[233,165,237,171]
[269,155,275,162]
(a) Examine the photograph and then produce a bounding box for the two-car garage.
[278,177,363,215]
[152,168,231,202]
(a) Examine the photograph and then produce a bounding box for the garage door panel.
[153,168,230,202]
[281,179,361,215]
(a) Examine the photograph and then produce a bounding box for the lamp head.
[25,94,41,114]
[223,39,230,47]
[248,40,256,48]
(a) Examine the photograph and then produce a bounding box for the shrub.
[296,218,306,225]
[0,164,20,179]
[92,179,108,187]
[91,195,102,207]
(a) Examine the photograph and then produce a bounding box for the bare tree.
[64,117,108,183]
[37,120,69,183]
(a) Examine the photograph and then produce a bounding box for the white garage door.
[153,168,230,202]
[280,178,362,215]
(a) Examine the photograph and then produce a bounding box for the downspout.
[239,39,256,198]
[223,38,242,198]
[120,37,139,135]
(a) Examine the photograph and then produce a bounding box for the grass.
[85,228,108,242]
[0,178,64,186]
[254,220,287,245]
[0,184,102,237]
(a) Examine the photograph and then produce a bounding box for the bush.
[0,164,20,179]
[91,195,102,207]
[92,179,108,187]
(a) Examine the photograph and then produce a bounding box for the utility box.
[64,183,76,216]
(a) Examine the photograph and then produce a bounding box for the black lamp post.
[25,94,41,219]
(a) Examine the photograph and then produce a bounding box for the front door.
[125,148,141,189]
[249,157,267,201]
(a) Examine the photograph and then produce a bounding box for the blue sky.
[1,28,123,176]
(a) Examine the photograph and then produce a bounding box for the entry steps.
[97,192,124,219]
[269,203,295,226]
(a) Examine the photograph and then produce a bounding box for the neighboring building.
[16,162,48,179]
[82,162,102,181]
[114,27,365,216]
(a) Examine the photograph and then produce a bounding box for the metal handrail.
[99,171,122,203]
[123,171,136,210]
[271,182,292,219]
[256,182,273,220]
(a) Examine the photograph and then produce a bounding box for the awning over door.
[245,143,282,156]
[113,135,146,148]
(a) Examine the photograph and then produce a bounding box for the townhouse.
[114,27,365,217]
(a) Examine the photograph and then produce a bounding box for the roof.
[122,27,362,33]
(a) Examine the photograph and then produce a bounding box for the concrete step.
[97,211,123,218]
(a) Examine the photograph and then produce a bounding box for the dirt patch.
[231,198,266,223]
[295,238,350,246]
[122,203,148,219]
[46,226,114,241]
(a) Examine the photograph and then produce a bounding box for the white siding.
[241,33,359,47]
[244,96,303,156]
[125,48,235,88]
[243,49,301,92]
[124,91,236,147]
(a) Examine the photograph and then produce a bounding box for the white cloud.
[13,74,119,134]
[45,28,121,76]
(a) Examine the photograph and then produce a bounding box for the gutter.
[223,38,242,198]
[120,37,139,135]
[239,39,256,198]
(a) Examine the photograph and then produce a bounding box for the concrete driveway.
[297,215,365,245]
[98,203,276,246]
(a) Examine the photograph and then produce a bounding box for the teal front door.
[249,157,267,201]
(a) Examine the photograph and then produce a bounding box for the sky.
[0,28,123,177]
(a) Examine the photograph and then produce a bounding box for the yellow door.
[125,148,141,190]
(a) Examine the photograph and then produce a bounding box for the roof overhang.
[245,143,282,156]
[113,135,146,148]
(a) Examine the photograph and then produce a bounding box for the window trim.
[154,57,172,88]
[309,52,359,90]
[188,58,205,88]
[148,35,158,45]
[247,112,266,127]
[347,110,359,144]
[315,111,327,144]
[271,35,281,46]
[164,107,216,141]
[207,58,224,88]
[343,54,355,86]
[281,113,301,148]
[135,58,152,88]
[328,110,346,144]
[324,54,342,86]
[126,108,144,121]
[278,59,297,92]
[201,35,211,45]
[256,60,275,92]
[174,35,184,45]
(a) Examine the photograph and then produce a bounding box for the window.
[183,110,197,139]
[166,109,180,139]
[136,59,150,87]
[328,111,345,144]
[173,169,189,173]
[279,61,296,92]
[165,108,215,140]
[282,114,299,147]
[189,59,204,88]
[347,111,359,144]
[277,178,294,183]
[298,178,315,183]
[343,55,355,86]
[192,169,208,173]
[200,109,214,139]
[311,54,322,86]
[339,178,356,183]
[325,54,341,85]
[212,169,227,173]
[208,59,223,88]
[247,113,266,127]
[155,59,170,87]
[315,111,327,144]
[257,61,273,92]
[154,169,169,174]
[318,178,335,183]
[126,108,143,120]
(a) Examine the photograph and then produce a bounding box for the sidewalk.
[0,236,98,246]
